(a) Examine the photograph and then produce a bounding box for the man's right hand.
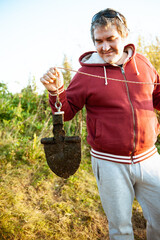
[40,67,63,92]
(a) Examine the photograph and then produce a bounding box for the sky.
[0,0,160,94]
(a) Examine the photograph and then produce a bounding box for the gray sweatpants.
[92,152,160,240]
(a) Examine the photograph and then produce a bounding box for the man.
[40,8,160,240]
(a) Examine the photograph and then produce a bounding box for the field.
[1,40,160,239]
[0,144,147,240]
[0,82,149,240]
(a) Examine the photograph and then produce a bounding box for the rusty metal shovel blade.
[41,112,81,179]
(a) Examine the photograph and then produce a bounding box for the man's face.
[94,25,127,64]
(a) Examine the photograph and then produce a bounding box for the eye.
[107,39,114,42]
[107,37,117,42]
[95,39,102,44]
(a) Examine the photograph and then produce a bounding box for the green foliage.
[0,79,108,239]
[136,36,160,74]
[2,49,160,239]
[62,55,72,88]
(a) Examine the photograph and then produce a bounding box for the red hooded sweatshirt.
[49,44,160,164]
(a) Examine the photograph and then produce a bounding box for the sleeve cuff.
[48,85,64,96]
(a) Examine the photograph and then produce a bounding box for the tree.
[144,37,160,75]
[62,55,72,88]
[136,36,160,74]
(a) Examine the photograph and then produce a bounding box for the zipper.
[120,65,136,164]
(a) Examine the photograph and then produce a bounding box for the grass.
[0,151,107,239]
[0,136,147,240]
[2,50,160,239]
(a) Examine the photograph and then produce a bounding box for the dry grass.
[0,140,146,240]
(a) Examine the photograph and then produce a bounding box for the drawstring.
[103,66,108,85]
[103,56,139,86]
[133,58,140,76]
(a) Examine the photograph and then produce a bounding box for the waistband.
[90,146,158,164]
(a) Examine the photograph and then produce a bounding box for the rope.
[55,71,62,112]
[57,66,160,85]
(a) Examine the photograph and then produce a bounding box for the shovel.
[41,111,81,179]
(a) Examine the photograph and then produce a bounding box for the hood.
[79,44,139,85]
[79,44,136,66]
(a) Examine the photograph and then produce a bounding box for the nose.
[102,42,110,51]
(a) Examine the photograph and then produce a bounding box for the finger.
[53,68,60,87]
[47,71,57,80]
[54,67,61,78]
[49,67,55,73]
[49,68,61,87]
[44,75,54,83]
[49,67,56,76]
[40,77,49,84]
[50,67,60,78]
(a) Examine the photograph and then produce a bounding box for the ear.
[122,31,128,42]
[125,32,129,38]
